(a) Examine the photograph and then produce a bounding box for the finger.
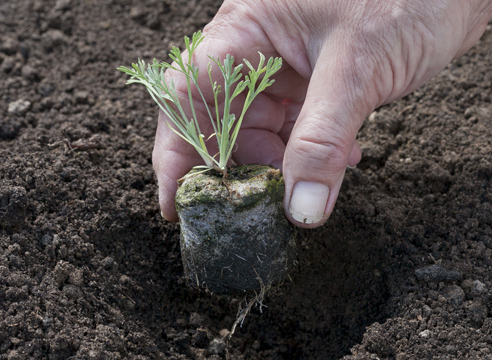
[153,110,206,222]
[230,92,286,168]
[348,141,362,168]
[278,99,302,144]
[283,41,376,228]
[233,129,285,170]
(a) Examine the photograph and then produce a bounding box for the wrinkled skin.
[152,0,492,228]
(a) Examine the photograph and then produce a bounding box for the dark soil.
[1,0,491,359]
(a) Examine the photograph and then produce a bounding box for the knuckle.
[292,129,350,173]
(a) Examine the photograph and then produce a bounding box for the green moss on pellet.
[176,165,284,211]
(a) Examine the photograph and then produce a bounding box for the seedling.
[118,33,295,331]
[118,31,282,177]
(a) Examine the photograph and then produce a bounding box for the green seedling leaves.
[118,31,282,176]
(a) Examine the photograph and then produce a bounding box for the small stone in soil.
[419,330,432,339]
[219,329,230,338]
[7,99,31,115]
[208,338,226,355]
[414,264,462,283]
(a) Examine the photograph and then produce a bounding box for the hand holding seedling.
[152,0,492,228]
[120,34,296,297]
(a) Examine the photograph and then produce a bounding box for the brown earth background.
[1,0,492,359]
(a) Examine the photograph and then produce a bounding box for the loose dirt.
[1,1,492,359]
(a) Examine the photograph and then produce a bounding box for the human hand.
[153,0,492,228]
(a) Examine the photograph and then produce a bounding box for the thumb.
[283,44,373,228]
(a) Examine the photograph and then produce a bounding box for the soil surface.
[1,1,492,359]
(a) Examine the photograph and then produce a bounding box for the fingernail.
[289,181,330,224]
[160,210,164,218]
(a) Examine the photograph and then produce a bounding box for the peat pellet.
[176,165,296,295]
